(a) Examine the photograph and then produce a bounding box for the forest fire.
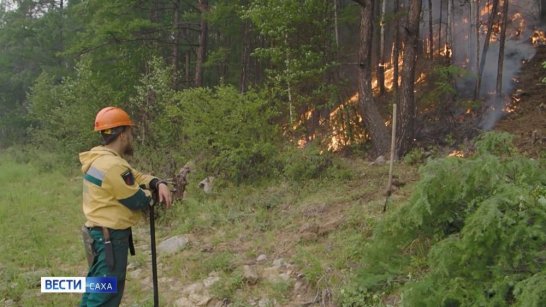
[480,2,493,16]
[510,13,526,38]
[502,94,523,113]
[294,0,545,152]
[439,44,452,58]
[531,30,546,46]
[448,150,465,158]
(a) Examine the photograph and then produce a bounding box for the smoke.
[423,0,544,130]
[478,40,536,130]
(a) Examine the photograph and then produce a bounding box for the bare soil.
[495,46,546,157]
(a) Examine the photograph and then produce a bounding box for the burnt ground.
[495,45,546,158]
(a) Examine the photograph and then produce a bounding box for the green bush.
[282,143,334,181]
[341,132,546,306]
[27,60,121,161]
[153,85,281,183]
[475,131,516,156]
[403,147,426,165]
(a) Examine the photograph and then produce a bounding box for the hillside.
[119,44,545,305]
[1,48,544,307]
[121,160,419,306]
[117,46,546,306]
[495,45,546,157]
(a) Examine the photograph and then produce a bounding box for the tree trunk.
[377,0,387,95]
[354,0,390,156]
[184,27,191,85]
[59,0,64,43]
[172,0,181,89]
[428,0,433,59]
[195,0,208,87]
[475,0,480,76]
[240,21,250,93]
[439,0,443,50]
[469,0,473,66]
[185,29,191,85]
[447,0,452,49]
[393,0,400,94]
[396,0,422,157]
[334,0,340,48]
[496,0,509,95]
[475,0,499,98]
[58,0,64,67]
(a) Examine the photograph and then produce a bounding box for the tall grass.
[0,151,84,305]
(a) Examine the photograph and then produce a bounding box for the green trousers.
[80,228,130,307]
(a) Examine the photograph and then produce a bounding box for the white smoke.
[423,0,544,130]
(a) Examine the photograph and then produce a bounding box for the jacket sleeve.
[132,167,158,190]
[103,164,150,210]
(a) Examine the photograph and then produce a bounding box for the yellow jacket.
[79,146,156,229]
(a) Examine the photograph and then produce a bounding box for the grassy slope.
[117,158,419,306]
[0,150,419,306]
[0,151,85,305]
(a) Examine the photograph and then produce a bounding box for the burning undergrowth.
[291,0,546,153]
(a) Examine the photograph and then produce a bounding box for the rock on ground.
[158,235,189,255]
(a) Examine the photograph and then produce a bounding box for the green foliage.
[243,0,338,120]
[27,60,120,160]
[156,85,281,183]
[512,271,546,306]
[422,65,470,108]
[64,0,160,99]
[475,131,517,156]
[265,279,293,303]
[0,153,82,305]
[0,2,68,147]
[293,248,324,287]
[203,252,236,274]
[210,271,244,300]
[338,284,383,307]
[129,57,175,148]
[403,147,426,165]
[282,143,334,181]
[341,132,546,305]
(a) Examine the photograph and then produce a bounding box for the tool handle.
[150,190,159,307]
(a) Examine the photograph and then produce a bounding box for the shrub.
[341,132,546,305]
[403,147,426,165]
[153,85,281,183]
[282,143,333,181]
[475,131,516,156]
[27,60,121,161]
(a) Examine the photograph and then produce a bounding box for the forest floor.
[495,45,546,158]
[120,160,420,306]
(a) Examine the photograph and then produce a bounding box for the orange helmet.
[94,107,134,131]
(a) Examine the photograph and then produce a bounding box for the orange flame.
[448,150,465,158]
[480,2,493,17]
[439,44,452,57]
[531,30,546,46]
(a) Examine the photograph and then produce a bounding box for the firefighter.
[79,106,172,306]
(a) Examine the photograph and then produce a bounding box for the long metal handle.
[150,192,159,307]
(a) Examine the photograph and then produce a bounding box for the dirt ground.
[495,45,546,157]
